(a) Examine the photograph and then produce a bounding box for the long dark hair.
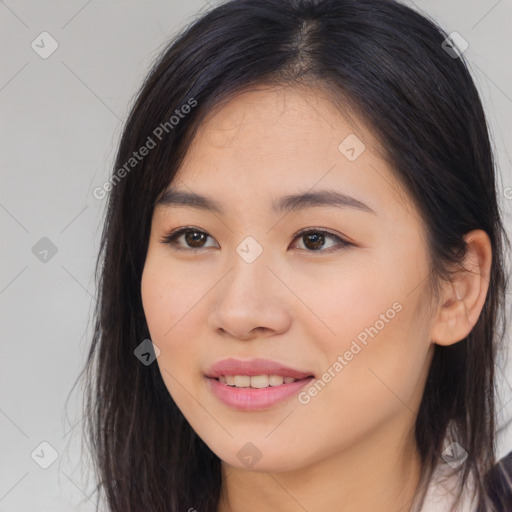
[77,0,510,510]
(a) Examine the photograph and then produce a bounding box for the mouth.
[205,358,315,410]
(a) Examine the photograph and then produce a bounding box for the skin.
[140,85,492,511]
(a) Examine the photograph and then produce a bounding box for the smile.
[205,358,315,410]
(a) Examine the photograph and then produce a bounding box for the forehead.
[188,85,364,158]
[162,85,418,223]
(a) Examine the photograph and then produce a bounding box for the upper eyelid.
[164,226,343,239]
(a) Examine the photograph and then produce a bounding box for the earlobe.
[430,230,492,346]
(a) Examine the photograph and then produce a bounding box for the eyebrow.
[156,188,376,215]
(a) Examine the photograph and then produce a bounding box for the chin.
[209,440,312,473]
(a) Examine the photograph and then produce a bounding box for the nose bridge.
[209,234,290,339]
[225,234,274,302]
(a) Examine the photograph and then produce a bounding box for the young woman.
[80,0,511,510]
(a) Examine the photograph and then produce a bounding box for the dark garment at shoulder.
[476,450,512,512]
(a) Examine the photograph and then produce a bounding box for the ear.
[430,230,492,346]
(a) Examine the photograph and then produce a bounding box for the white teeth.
[250,375,269,388]
[218,374,298,388]
[233,375,251,387]
[268,375,284,386]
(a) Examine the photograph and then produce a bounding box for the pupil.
[305,233,324,250]
[186,231,205,247]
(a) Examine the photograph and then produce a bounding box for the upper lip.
[205,358,314,379]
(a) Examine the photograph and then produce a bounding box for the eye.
[159,227,352,253]
[290,228,352,252]
[159,227,218,251]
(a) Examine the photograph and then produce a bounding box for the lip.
[205,357,313,380]
[205,358,315,410]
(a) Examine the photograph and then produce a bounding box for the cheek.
[300,262,411,353]
[141,257,203,341]
[303,250,431,403]
[141,264,190,390]
[141,265,197,423]
[141,258,206,387]
[291,298,430,455]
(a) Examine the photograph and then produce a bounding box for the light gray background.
[1,1,511,510]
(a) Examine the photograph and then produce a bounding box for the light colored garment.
[413,461,478,512]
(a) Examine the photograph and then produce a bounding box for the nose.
[207,254,292,342]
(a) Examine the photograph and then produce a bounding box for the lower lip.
[207,377,314,410]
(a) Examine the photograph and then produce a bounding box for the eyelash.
[158,226,353,253]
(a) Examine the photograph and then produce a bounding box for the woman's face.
[141,85,436,472]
